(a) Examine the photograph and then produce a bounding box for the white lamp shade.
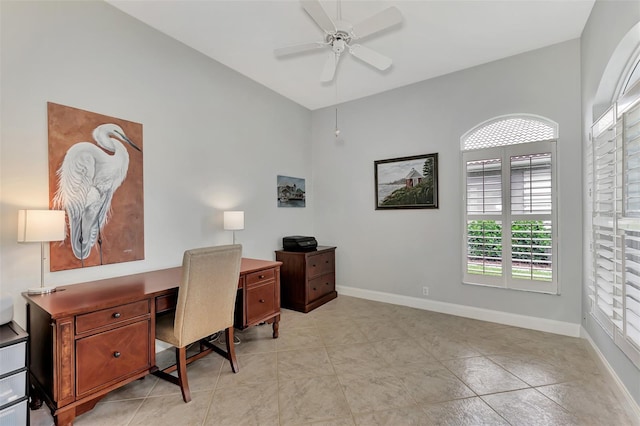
[17,210,66,242]
[223,211,244,231]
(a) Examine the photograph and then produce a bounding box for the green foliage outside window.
[467,220,552,281]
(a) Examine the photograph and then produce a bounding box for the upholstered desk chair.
[154,244,242,402]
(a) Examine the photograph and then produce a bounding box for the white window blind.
[590,84,640,368]
[462,115,557,294]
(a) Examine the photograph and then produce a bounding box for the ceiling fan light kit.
[274,0,403,83]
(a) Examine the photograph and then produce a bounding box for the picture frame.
[374,153,438,210]
[277,175,306,207]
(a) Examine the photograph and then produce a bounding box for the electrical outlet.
[422,286,429,296]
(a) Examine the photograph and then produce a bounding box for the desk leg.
[272,315,279,338]
[54,407,75,426]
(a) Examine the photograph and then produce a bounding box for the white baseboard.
[581,327,640,420]
[336,285,582,337]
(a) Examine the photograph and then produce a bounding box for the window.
[462,115,558,294]
[589,76,640,368]
[621,55,640,96]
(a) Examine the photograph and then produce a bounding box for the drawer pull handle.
[113,312,121,319]
[313,287,317,291]
[325,282,329,285]
[326,260,329,264]
[259,275,265,279]
[259,299,265,303]
[312,264,316,267]
[113,351,121,358]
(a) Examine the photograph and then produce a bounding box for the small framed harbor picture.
[374,153,438,210]
[277,175,306,207]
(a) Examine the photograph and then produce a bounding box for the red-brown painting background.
[48,102,144,271]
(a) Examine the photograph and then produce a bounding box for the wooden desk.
[23,258,281,426]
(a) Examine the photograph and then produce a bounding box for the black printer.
[283,236,318,251]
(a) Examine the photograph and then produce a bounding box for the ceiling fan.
[274,0,403,83]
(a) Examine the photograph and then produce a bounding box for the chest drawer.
[76,300,150,334]
[306,251,334,279]
[76,320,150,397]
[307,273,335,303]
[0,370,26,407]
[245,281,276,325]
[0,341,25,376]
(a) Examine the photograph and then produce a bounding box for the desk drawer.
[155,292,177,314]
[245,269,275,288]
[307,273,335,303]
[76,320,150,397]
[246,281,276,325]
[306,252,334,279]
[76,300,149,334]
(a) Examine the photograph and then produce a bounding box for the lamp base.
[27,286,57,295]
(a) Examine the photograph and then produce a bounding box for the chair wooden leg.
[225,327,239,373]
[176,347,191,403]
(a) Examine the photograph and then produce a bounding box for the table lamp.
[223,211,244,244]
[17,209,66,295]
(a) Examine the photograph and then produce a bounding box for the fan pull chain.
[335,71,340,138]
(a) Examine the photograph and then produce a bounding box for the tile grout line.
[200,354,224,426]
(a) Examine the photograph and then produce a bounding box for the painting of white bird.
[48,103,144,270]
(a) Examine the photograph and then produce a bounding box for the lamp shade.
[223,211,244,231]
[17,210,66,242]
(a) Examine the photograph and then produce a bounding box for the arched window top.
[621,55,640,96]
[461,114,558,151]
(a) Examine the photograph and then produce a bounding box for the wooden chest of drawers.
[275,246,337,313]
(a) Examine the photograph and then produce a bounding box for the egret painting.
[48,103,144,271]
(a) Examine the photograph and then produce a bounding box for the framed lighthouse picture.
[47,102,144,271]
[374,153,438,210]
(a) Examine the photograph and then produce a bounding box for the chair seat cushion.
[156,312,180,347]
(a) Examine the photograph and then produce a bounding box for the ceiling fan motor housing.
[327,30,351,54]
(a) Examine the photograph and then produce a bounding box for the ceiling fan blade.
[321,53,340,82]
[301,0,336,34]
[349,44,392,71]
[351,6,403,40]
[274,41,327,57]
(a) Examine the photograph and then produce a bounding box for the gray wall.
[312,39,583,324]
[581,0,640,407]
[0,0,312,327]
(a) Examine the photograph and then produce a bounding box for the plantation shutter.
[466,159,502,214]
[510,153,553,283]
[465,157,503,283]
[590,82,640,367]
[591,106,621,337]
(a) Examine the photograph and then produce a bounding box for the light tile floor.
[30,296,640,425]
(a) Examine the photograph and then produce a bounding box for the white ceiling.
[107,0,594,111]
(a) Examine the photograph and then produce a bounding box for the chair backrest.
[173,244,242,346]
